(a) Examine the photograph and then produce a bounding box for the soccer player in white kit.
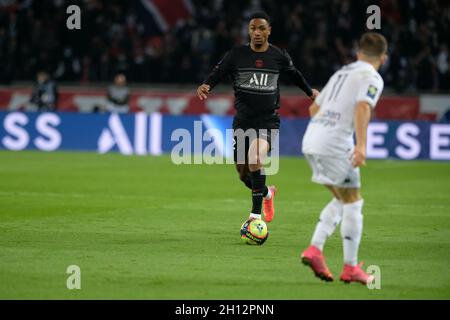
[300,33,388,284]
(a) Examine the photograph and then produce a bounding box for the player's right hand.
[351,146,366,167]
[197,84,210,100]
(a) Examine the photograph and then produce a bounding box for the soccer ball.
[240,219,269,245]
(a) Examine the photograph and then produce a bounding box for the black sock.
[242,173,253,190]
[250,170,268,214]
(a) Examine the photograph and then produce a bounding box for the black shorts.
[232,127,279,164]
[232,113,280,164]
[232,112,280,131]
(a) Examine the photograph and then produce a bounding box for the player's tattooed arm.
[352,101,372,167]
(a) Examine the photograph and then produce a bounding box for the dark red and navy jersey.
[203,44,313,128]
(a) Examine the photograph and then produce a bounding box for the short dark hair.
[359,32,388,57]
[249,11,271,24]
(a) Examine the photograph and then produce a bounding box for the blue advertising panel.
[1,111,449,160]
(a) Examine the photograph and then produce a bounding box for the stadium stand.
[0,0,449,91]
[0,0,449,121]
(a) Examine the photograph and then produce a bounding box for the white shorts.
[304,153,361,189]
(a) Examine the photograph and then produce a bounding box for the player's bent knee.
[247,152,263,170]
[248,162,262,172]
[337,188,361,203]
[325,185,341,201]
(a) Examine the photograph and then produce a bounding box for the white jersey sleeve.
[314,77,333,107]
[355,73,384,108]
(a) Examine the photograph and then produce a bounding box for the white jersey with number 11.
[302,60,384,157]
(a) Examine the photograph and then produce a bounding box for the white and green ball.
[240,219,269,245]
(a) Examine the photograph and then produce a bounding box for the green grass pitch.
[0,151,449,299]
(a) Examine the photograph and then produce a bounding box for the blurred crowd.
[0,0,449,92]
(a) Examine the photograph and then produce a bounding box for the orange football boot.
[301,245,334,282]
[340,262,374,285]
[263,185,276,223]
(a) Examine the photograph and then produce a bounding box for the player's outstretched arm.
[352,101,372,167]
[280,49,319,100]
[198,50,234,100]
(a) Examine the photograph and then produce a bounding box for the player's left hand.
[351,146,366,167]
[309,89,320,101]
[197,84,210,100]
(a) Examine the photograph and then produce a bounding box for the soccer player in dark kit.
[196,12,319,224]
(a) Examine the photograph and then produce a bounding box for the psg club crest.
[255,59,264,68]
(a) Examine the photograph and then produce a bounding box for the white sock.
[249,213,261,220]
[311,198,343,251]
[341,199,364,266]
[264,188,272,200]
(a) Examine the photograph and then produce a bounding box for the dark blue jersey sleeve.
[203,50,234,89]
[280,49,313,97]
